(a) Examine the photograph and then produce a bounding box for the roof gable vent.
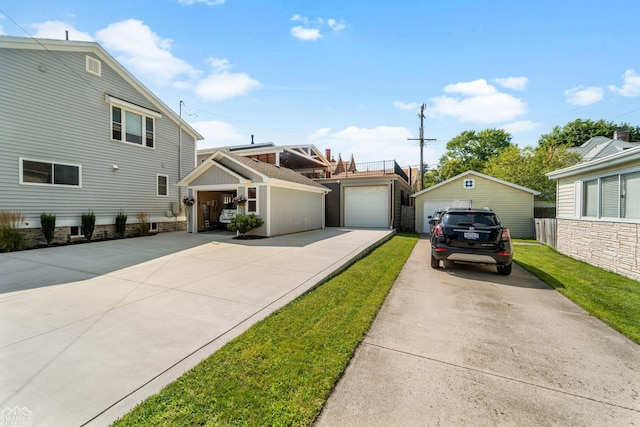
[86,55,101,76]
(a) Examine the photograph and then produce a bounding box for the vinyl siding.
[0,47,196,227]
[556,179,577,218]
[269,187,323,236]
[415,174,535,238]
[190,164,241,186]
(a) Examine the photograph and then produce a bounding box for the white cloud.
[444,79,497,96]
[609,69,640,97]
[307,125,414,164]
[501,120,536,134]
[493,77,528,91]
[290,14,345,41]
[177,0,225,5]
[327,19,346,32]
[393,101,421,111]
[308,128,332,140]
[96,19,196,85]
[192,120,245,147]
[291,26,322,41]
[430,79,528,123]
[195,69,261,101]
[565,85,604,106]
[31,21,93,41]
[290,15,309,24]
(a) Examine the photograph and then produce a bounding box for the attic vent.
[86,55,101,76]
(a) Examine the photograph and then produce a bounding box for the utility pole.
[408,103,436,191]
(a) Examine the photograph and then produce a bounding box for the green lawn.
[112,233,418,427]
[513,242,640,344]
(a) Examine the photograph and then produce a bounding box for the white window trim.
[107,95,161,149]
[19,157,82,188]
[157,174,169,197]
[577,170,640,223]
[463,177,475,189]
[247,186,258,214]
[106,95,162,118]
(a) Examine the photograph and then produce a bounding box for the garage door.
[422,199,471,233]
[344,185,389,228]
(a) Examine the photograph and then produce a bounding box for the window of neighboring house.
[149,222,158,232]
[582,179,598,217]
[600,175,620,218]
[157,174,168,197]
[622,172,640,219]
[581,172,640,220]
[109,98,160,148]
[247,187,257,213]
[20,158,81,187]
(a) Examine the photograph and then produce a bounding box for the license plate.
[464,232,479,240]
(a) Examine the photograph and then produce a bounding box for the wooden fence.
[534,218,557,249]
[400,205,415,232]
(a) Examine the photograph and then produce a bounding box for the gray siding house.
[0,36,202,244]
[178,151,329,236]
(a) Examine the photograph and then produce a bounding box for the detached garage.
[413,170,539,238]
[177,151,330,237]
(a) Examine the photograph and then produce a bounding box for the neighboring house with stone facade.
[546,144,640,281]
[0,36,202,245]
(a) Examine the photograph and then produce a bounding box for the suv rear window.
[442,212,498,227]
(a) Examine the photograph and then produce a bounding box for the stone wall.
[18,220,187,249]
[556,218,640,281]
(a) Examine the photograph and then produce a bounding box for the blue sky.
[2,1,640,168]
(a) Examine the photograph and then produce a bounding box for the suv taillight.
[501,228,511,242]
[434,224,444,238]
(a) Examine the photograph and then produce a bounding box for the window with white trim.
[157,174,168,197]
[247,187,257,213]
[622,172,640,219]
[112,105,155,148]
[582,172,640,220]
[20,158,81,187]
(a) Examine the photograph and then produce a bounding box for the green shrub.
[115,210,127,238]
[40,213,56,245]
[136,211,150,236]
[0,211,26,252]
[81,210,96,241]
[227,214,264,236]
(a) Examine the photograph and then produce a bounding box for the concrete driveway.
[317,238,640,426]
[0,228,393,427]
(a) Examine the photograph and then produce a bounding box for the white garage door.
[344,185,389,228]
[422,199,472,233]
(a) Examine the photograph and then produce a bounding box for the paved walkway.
[316,238,640,426]
[0,228,393,427]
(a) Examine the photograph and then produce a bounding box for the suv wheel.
[430,254,440,269]
[497,263,512,276]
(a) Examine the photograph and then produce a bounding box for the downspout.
[389,179,394,229]
[179,101,184,204]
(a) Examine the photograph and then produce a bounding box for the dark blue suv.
[429,208,513,275]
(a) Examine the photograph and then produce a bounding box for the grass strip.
[113,233,418,426]
[513,242,640,344]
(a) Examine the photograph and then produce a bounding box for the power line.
[408,103,436,191]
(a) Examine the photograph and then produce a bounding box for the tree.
[484,145,581,200]
[538,119,640,149]
[427,128,513,185]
